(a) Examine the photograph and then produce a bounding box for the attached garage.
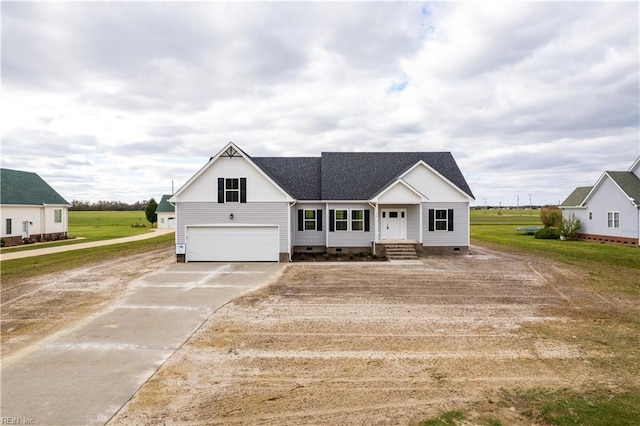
[185,225,280,262]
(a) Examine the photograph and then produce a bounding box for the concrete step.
[382,244,418,260]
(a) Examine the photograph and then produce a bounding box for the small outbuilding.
[156,194,176,229]
[0,168,70,246]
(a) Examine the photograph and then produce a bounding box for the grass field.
[1,211,154,253]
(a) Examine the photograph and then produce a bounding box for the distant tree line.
[69,200,149,211]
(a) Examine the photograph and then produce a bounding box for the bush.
[560,214,582,240]
[535,227,560,240]
[540,207,562,228]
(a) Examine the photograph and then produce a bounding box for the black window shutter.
[218,178,224,203]
[364,209,370,232]
[428,209,435,231]
[329,209,335,232]
[298,210,304,231]
[448,209,454,231]
[317,209,323,231]
[240,178,247,203]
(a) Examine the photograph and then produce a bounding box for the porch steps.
[382,243,418,260]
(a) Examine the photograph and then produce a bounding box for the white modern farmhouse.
[560,157,640,247]
[170,142,475,262]
[0,168,70,247]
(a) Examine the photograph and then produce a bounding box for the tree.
[540,207,562,228]
[145,198,158,227]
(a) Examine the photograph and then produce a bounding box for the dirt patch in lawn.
[1,247,174,357]
[110,246,639,425]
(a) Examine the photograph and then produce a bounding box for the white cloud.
[1,2,638,205]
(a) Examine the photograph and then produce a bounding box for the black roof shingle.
[253,151,473,201]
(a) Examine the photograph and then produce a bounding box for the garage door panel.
[187,226,279,262]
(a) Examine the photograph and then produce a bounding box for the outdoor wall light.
[229,213,234,220]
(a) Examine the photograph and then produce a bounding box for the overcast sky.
[2,2,638,206]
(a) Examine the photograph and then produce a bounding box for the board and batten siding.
[403,164,470,202]
[293,204,325,246]
[178,156,289,202]
[422,202,469,247]
[580,177,638,239]
[327,203,373,247]
[176,202,290,252]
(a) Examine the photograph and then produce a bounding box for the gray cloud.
[1,2,638,204]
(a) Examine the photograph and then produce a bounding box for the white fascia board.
[585,172,638,208]
[629,156,640,173]
[369,178,426,203]
[400,160,475,201]
[169,141,295,203]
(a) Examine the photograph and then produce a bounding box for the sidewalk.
[0,228,175,261]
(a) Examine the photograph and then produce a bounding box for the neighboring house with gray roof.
[169,142,475,262]
[155,194,176,229]
[1,168,70,247]
[560,157,640,247]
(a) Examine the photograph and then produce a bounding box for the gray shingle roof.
[560,186,592,207]
[156,194,175,213]
[253,152,474,201]
[1,168,69,206]
[607,171,640,205]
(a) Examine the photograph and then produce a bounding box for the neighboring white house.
[156,194,176,229]
[169,142,475,262]
[0,168,70,247]
[560,157,640,247]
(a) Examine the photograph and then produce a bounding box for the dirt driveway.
[109,247,638,425]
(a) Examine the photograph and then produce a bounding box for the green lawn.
[1,211,154,253]
[1,233,174,286]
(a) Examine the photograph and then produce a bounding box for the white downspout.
[368,201,377,255]
[325,202,329,249]
[288,201,296,262]
[419,202,423,244]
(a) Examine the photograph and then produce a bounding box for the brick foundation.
[577,233,638,247]
[422,246,469,255]
[2,232,68,247]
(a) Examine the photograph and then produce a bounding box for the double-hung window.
[54,209,62,223]
[351,210,364,231]
[435,209,448,230]
[218,177,246,203]
[607,211,619,228]
[428,208,454,232]
[225,178,239,203]
[335,209,348,231]
[304,210,316,230]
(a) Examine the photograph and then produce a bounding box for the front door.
[380,209,407,240]
[22,221,29,240]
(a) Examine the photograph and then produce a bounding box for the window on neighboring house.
[589,211,593,220]
[335,209,348,231]
[218,177,247,203]
[161,218,165,224]
[54,209,62,223]
[6,218,12,234]
[428,208,454,232]
[607,211,620,228]
[351,210,364,231]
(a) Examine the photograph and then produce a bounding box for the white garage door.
[186,225,279,262]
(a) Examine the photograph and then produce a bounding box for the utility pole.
[484,198,487,212]
[528,193,532,214]
[517,195,519,211]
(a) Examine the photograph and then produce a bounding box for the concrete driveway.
[1,262,284,425]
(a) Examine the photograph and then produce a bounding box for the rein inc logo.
[1,418,35,425]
